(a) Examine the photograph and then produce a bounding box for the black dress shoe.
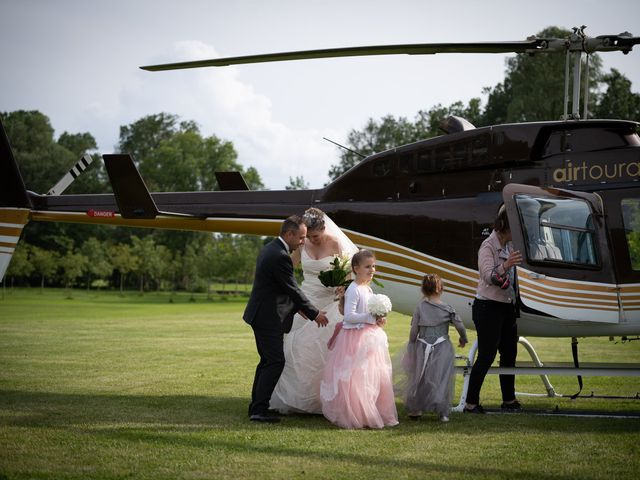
[250,413,281,423]
[501,400,523,412]
[463,404,485,414]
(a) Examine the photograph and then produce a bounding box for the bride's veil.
[323,214,359,258]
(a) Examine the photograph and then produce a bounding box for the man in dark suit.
[243,215,329,422]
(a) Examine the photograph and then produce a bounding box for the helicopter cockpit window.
[621,198,640,270]
[515,195,598,266]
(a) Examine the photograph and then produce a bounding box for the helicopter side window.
[372,158,393,177]
[434,147,451,171]
[452,142,469,168]
[621,198,640,271]
[471,136,489,163]
[565,128,630,153]
[515,195,598,266]
[543,132,564,156]
[398,154,413,174]
[416,150,433,172]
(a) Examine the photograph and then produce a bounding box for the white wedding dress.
[270,248,344,414]
[270,216,358,414]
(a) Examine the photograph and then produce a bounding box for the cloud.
[96,40,341,189]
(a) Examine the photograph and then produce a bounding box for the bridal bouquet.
[368,293,392,317]
[318,252,353,288]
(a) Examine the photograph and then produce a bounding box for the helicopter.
[2,28,640,395]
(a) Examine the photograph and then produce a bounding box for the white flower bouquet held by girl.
[368,294,392,317]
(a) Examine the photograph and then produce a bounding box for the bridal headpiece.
[302,207,325,231]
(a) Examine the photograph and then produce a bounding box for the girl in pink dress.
[320,250,399,429]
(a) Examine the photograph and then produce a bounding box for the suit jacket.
[243,239,319,333]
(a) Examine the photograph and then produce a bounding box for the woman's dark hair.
[351,249,375,272]
[302,207,325,231]
[493,205,510,233]
[421,273,443,296]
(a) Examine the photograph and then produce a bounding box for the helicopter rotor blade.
[140,31,640,72]
[591,33,640,53]
[140,40,547,71]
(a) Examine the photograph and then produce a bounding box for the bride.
[270,207,358,414]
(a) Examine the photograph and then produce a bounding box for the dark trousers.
[249,325,285,416]
[466,298,518,405]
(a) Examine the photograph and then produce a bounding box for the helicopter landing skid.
[451,337,640,413]
[472,406,640,419]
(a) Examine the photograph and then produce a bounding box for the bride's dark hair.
[302,207,325,231]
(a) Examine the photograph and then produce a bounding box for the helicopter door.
[502,184,619,324]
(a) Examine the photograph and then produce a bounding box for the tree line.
[2,26,638,292]
[6,233,263,297]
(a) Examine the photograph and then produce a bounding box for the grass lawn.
[1,288,639,479]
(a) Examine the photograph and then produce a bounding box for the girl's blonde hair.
[351,249,375,272]
[421,273,443,296]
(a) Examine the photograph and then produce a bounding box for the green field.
[1,288,639,479]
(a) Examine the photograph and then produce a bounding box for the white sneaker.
[440,415,449,423]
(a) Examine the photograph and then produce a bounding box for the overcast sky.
[1,0,639,190]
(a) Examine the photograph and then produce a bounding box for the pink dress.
[320,282,399,429]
